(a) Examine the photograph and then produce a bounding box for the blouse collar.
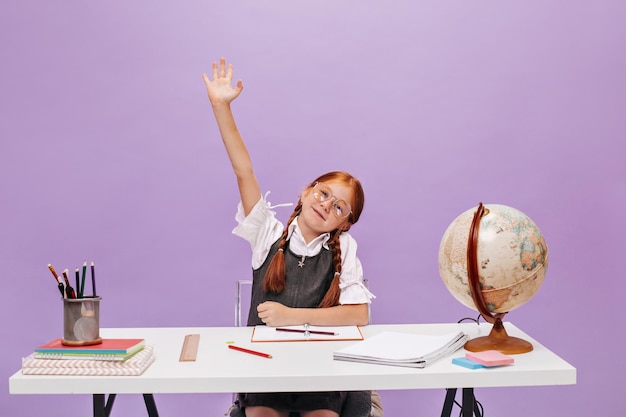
[286,216,331,255]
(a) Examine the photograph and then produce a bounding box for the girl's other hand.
[257,301,292,327]
[202,57,243,105]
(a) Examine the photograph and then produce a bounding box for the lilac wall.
[2,1,624,416]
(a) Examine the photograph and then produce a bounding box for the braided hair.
[262,171,365,308]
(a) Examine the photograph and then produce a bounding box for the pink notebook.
[466,350,514,367]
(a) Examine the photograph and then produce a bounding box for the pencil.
[80,261,87,298]
[48,264,65,297]
[90,261,97,297]
[75,268,80,298]
[62,269,76,299]
[47,264,61,282]
[228,344,272,359]
[275,328,338,336]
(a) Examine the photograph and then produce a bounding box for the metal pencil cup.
[61,297,102,346]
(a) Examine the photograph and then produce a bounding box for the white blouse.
[232,194,375,305]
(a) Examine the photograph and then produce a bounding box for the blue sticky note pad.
[452,357,486,369]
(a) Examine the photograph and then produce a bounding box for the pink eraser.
[466,350,514,367]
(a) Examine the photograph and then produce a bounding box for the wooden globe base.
[464,319,533,354]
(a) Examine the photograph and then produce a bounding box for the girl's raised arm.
[203,58,261,216]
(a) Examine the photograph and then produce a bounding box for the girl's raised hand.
[202,57,243,105]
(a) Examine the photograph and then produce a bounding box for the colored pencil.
[228,345,272,359]
[62,269,76,299]
[275,328,338,336]
[48,264,65,297]
[75,268,80,298]
[90,261,97,297]
[80,261,87,298]
[47,264,61,282]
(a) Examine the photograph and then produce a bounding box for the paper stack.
[333,330,468,368]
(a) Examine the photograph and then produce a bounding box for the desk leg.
[93,394,116,417]
[441,388,482,417]
[92,394,158,417]
[462,388,478,417]
[441,388,457,417]
[143,394,160,417]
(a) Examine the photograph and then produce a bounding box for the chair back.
[235,280,252,327]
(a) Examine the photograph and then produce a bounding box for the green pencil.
[80,261,87,298]
[75,268,80,298]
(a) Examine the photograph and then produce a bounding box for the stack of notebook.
[22,338,155,375]
[333,330,468,368]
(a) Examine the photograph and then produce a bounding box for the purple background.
[2,1,624,416]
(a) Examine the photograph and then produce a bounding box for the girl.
[203,58,375,417]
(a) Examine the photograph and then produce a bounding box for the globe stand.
[464,316,533,354]
[465,203,533,354]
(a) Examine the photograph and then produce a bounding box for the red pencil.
[47,264,61,283]
[228,344,272,359]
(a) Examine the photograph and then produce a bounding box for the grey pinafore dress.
[238,239,347,413]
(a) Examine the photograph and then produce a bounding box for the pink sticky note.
[466,350,514,367]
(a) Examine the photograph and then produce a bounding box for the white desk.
[9,323,576,416]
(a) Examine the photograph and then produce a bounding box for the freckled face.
[298,182,352,237]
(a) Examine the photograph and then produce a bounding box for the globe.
[438,203,548,353]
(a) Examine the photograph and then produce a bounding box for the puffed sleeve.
[337,233,376,305]
[232,195,285,270]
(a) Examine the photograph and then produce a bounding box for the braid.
[263,202,302,293]
[318,229,343,308]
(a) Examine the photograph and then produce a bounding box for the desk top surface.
[9,322,576,394]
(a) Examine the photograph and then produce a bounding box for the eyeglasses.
[311,182,352,218]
